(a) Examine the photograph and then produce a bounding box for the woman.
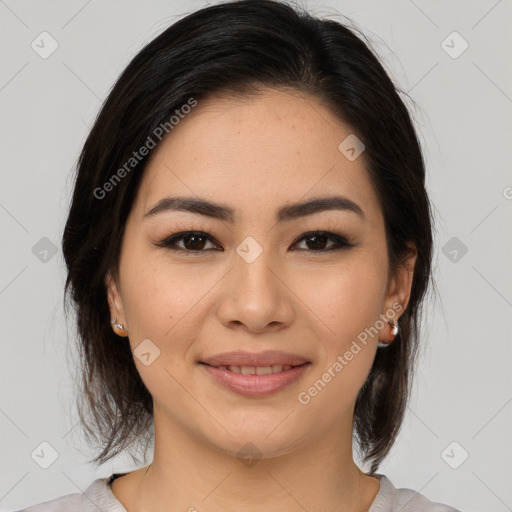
[18,0,461,510]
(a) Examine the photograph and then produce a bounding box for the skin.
[106,87,417,512]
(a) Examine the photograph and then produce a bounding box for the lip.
[200,350,310,368]
[200,362,311,398]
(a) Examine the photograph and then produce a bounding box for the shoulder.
[14,477,127,512]
[371,474,463,512]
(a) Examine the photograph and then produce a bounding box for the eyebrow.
[144,195,365,222]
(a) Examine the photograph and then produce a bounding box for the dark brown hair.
[62,0,433,474]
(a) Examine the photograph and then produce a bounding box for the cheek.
[118,259,200,397]
[121,265,168,335]
[119,242,191,331]
[119,249,217,373]
[293,252,386,409]
[296,265,383,417]
[304,254,388,343]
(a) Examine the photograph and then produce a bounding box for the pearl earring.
[389,320,399,336]
[112,318,125,331]
[377,320,399,348]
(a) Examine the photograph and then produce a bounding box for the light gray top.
[14,473,462,511]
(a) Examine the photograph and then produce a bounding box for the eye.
[155,230,221,253]
[155,229,355,254]
[290,231,355,252]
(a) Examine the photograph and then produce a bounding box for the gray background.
[1,1,511,511]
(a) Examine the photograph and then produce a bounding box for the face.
[106,88,416,459]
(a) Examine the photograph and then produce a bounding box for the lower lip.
[200,363,311,398]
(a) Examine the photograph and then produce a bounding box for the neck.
[121,409,380,512]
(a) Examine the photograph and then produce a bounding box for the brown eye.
[180,233,209,251]
[155,231,220,253]
[291,231,355,252]
[303,233,330,250]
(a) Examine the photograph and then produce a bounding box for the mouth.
[198,353,311,398]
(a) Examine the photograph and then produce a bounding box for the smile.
[200,362,311,398]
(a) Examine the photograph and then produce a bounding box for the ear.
[379,242,418,343]
[105,270,128,337]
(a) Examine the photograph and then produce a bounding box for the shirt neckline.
[101,472,393,511]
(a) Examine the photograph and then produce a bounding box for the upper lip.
[200,350,310,368]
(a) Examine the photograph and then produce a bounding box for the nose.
[216,247,295,334]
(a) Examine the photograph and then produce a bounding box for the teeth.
[256,366,273,375]
[217,364,294,374]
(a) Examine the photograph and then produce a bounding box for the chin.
[198,415,311,461]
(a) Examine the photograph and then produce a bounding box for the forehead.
[135,88,381,222]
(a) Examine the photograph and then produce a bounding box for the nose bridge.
[233,236,281,300]
[217,235,292,331]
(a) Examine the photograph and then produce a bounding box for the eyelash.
[154,229,356,255]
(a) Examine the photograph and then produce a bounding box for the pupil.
[307,234,326,250]
[185,234,205,250]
